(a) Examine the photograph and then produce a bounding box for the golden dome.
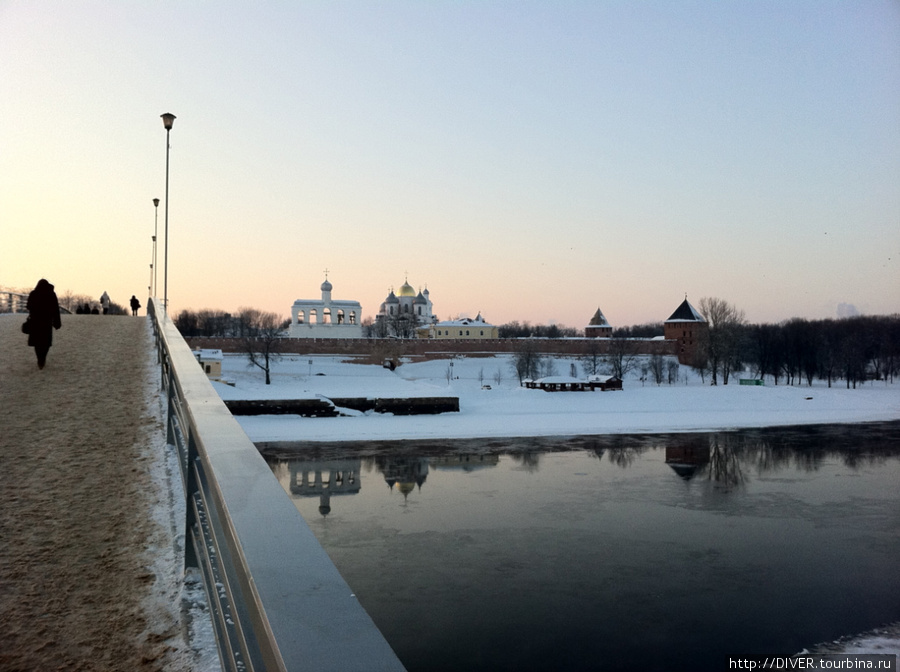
[398,281,416,297]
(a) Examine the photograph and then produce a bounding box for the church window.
[309,309,317,323]
[390,306,395,315]
[337,309,345,324]
[323,308,331,324]
[417,306,422,315]
[297,311,305,324]
[349,311,356,325]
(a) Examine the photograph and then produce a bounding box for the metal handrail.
[0,292,28,313]
[148,298,406,672]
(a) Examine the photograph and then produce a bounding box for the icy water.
[263,423,900,672]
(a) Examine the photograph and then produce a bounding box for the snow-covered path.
[0,315,200,671]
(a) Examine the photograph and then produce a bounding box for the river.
[263,422,900,672]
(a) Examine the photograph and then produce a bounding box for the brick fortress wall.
[185,336,682,365]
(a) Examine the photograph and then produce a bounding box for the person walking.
[25,278,62,369]
[100,291,110,315]
[129,295,141,316]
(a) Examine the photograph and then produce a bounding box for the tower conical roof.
[588,308,610,326]
[666,298,705,322]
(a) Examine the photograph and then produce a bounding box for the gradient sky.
[2,1,898,328]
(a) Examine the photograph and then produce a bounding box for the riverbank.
[212,353,900,443]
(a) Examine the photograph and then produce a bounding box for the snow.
[210,353,900,443]
[144,340,221,671]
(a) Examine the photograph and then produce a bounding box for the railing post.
[183,429,200,570]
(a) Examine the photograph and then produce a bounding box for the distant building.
[422,313,498,339]
[585,308,613,338]
[376,279,435,337]
[288,276,363,339]
[194,349,223,379]
[663,297,708,367]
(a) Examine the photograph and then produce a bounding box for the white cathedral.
[375,279,435,337]
[288,276,363,339]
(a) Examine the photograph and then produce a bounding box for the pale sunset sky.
[2,1,898,328]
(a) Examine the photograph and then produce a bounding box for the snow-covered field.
[211,352,900,443]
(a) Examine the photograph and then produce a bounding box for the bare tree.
[605,336,642,379]
[698,297,746,385]
[240,311,285,385]
[236,307,262,338]
[666,359,679,385]
[580,338,605,376]
[512,340,545,384]
[649,353,665,385]
[388,313,418,339]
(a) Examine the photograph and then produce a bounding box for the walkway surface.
[0,314,196,672]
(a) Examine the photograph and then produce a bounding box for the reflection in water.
[283,459,361,516]
[377,456,430,500]
[263,423,900,672]
[431,454,501,472]
[665,437,710,480]
[269,427,900,507]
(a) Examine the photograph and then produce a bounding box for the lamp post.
[161,113,176,312]
[152,197,160,298]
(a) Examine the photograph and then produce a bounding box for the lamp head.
[161,113,176,130]
[153,198,160,207]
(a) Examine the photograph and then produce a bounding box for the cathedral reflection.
[278,453,505,513]
[377,456,430,500]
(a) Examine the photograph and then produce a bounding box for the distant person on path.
[129,295,141,316]
[100,291,110,315]
[26,278,62,369]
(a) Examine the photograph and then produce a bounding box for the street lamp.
[161,112,176,312]
[152,198,159,298]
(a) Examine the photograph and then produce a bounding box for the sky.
[2,1,898,329]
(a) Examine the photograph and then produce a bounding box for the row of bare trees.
[740,315,900,388]
[499,321,580,338]
[174,308,287,384]
[173,308,289,338]
[681,298,900,388]
[599,298,899,389]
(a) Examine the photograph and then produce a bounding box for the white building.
[288,277,363,339]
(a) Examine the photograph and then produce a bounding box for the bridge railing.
[0,292,28,313]
[148,298,406,672]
